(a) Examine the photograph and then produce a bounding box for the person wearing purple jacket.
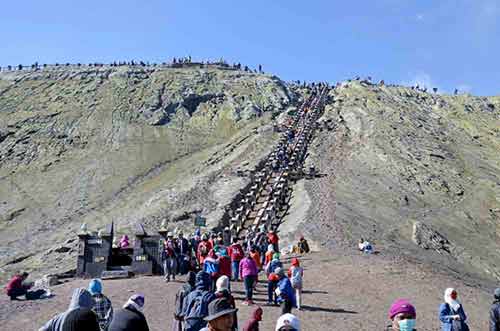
[239,252,259,305]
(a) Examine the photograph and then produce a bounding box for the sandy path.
[1,250,493,331]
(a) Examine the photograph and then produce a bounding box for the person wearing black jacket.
[490,288,500,331]
[109,294,149,331]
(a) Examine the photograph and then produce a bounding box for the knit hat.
[495,288,500,299]
[87,279,102,295]
[275,313,300,331]
[388,299,416,320]
[216,275,230,292]
[272,252,280,260]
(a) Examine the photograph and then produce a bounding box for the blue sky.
[1,0,498,95]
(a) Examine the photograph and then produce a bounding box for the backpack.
[185,290,212,321]
[174,284,191,319]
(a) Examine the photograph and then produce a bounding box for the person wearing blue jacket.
[275,267,296,315]
[439,288,468,331]
[182,271,216,331]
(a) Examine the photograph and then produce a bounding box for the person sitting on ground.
[297,236,310,254]
[358,238,374,254]
[387,298,416,331]
[275,313,300,331]
[215,276,238,331]
[182,271,216,331]
[243,306,263,331]
[490,288,500,331]
[39,288,100,331]
[109,294,149,331]
[119,235,130,249]
[275,268,296,315]
[240,252,259,305]
[88,279,113,331]
[200,298,238,331]
[288,258,304,310]
[173,271,197,331]
[5,272,32,300]
[439,288,468,331]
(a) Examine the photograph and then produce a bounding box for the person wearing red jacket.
[5,272,31,300]
[217,250,232,279]
[227,238,244,281]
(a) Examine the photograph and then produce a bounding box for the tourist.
[119,235,130,249]
[267,230,279,253]
[109,294,149,331]
[172,272,196,331]
[182,271,216,331]
[214,276,238,331]
[250,245,262,271]
[177,231,191,275]
[439,288,468,331]
[265,244,275,266]
[240,252,259,305]
[217,250,232,286]
[197,234,212,265]
[288,258,304,310]
[5,272,32,300]
[243,306,263,331]
[203,249,220,291]
[88,279,113,331]
[297,236,310,254]
[199,298,238,331]
[275,313,300,331]
[275,268,296,314]
[163,232,178,282]
[39,288,100,331]
[387,299,416,331]
[228,237,244,282]
[489,288,500,331]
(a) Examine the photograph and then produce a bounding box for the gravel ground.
[0,250,493,331]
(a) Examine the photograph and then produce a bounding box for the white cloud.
[416,14,424,21]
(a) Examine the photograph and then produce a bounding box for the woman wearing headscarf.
[39,288,100,331]
[386,299,417,331]
[109,294,149,331]
[439,288,468,331]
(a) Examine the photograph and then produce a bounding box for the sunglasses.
[279,328,298,331]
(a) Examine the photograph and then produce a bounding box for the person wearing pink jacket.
[239,253,259,305]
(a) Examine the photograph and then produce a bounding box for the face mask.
[398,319,416,331]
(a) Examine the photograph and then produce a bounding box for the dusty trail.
[1,250,493,331]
